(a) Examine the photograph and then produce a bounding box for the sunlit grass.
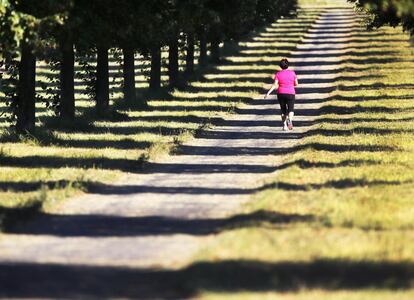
[201,290,414,300]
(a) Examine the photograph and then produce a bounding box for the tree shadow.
[126,114,224,124]
[0,259,413,298]
[0,126,154,149]
[307,127,413,137]
[0,135,397,172]
[298,143,396,153]
[0,202,42,229]
[55,138,152,150]
[259,178,412,192]
[0,155,143,173]
[5,209,314,237]
[195,130,303,140]
[335,94,414,102]
[0,156,383,196]
[318,116,414,124]
[0,180,73,193]
[0,154,282,174]
[276,158,380,170]
[320,105,400,115]
[338,83,414,92]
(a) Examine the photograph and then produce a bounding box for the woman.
[265,58,298,131]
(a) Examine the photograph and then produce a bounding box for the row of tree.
[349,0,414,36]
[0,0,297,133]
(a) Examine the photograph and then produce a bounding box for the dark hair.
[280,58,289,70]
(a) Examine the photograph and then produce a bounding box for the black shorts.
[277,93,295,115]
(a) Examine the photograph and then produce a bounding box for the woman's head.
[280,58,289,70]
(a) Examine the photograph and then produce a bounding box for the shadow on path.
[0,142,397,173]
[1,259,413,298]
[5,210,313,237]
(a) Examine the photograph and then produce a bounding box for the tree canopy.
[349,0,414,37]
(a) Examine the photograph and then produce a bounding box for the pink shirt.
[275,69,297,95]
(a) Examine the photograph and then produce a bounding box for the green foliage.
[349,0,414,37]
[0,0,71,128]
[0,0,25,61]
[0,0,69,58]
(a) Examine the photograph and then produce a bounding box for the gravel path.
[0,4,359,298]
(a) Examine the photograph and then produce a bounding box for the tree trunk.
[96,46,110,114]
[122,47,136,102]
[210,40,220,63]
[186,33,195,75]
[16,40,36,134]
[60,36,75,120]
[199,33,208,66]
[149,45,161,91]
[168,37,179,88]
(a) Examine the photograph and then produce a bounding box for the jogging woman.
[265,58,298,131]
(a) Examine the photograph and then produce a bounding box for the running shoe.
[283,121,288,131]
[287,118,293,130]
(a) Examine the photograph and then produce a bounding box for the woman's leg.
[286,94,295,129]
[288,111,294,122]
[281,113,288,130]
[277,94,289,130]
[281,112,287,122]
[287,111,294,130]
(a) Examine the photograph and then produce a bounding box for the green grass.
[1,0,413,298]
[0,7,321,227]
[186,9,414,300]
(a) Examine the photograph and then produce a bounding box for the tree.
[1,0,68,133]
[142,0,171,91]
[74,0,117,115]
[112,0,149,105]
[185,32,195,75]
[174,0,204,76]
[16,36,36,133]
[59,32,75,120]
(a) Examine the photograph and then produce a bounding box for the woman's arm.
[294,71,298,86]
[265,80,278,99]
